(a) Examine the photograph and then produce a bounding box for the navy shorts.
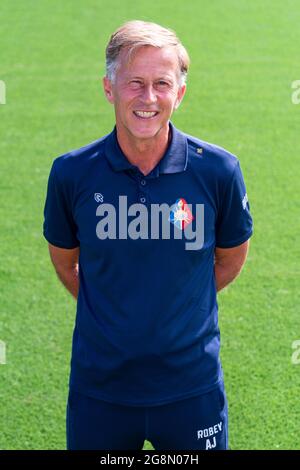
[66,382,228,450]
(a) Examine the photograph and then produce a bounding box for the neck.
[116,124,171,176]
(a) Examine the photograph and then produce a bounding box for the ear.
[103,76,115,104]
[174,83,186,110]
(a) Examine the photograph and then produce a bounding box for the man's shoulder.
[183,129,239,175]
[52,133,110,175]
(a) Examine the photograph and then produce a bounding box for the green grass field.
[1,0,300,450]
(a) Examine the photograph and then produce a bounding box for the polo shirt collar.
[104,121,188,176]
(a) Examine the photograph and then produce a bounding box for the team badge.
[169,198,194,230]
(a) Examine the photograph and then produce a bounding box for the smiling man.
[102,44,186,175]
[43,20,253,450]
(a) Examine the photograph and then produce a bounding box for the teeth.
[134,111,157,118]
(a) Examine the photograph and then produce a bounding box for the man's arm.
[214,240,250,292]
[48,243,80,300]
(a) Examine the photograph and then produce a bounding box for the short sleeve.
[215,161,253,248]
[43,160,79,249]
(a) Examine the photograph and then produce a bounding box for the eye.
[155,80,170,89]
[129,80,143,88]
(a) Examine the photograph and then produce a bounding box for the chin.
[128,122,163,140]
[132,129,158,140]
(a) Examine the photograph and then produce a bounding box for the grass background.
[0,0,300,450]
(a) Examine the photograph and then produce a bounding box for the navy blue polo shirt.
[43,121,253,406]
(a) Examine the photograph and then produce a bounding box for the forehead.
[117,45,180,77]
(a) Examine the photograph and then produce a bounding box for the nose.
[140,84,157,104]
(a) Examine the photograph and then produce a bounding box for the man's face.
[103,45,186,141]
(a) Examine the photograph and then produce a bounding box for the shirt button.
[140,197,146,203]
[141,179,146,186]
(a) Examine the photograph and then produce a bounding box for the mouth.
[133,110,159,120]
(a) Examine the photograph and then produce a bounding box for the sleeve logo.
[242,193,248,210]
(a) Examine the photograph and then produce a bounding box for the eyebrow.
[128,75,175,82]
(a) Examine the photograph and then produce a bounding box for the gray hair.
[105,20,190,86]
